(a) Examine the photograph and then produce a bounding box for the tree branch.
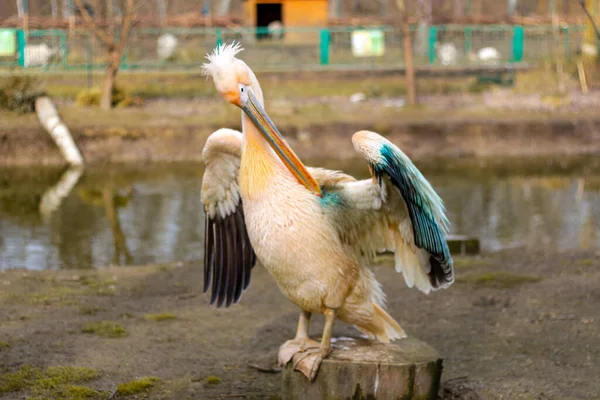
[74,0,115,47]
[577,0,600,41]
[115,0,136,56]
[130,0,148,15]
[118,0,147,17]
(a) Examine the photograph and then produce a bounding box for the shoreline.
[3,115,600,167]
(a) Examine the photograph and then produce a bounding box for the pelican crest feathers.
[201,41,244,79]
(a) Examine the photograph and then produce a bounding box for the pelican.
[200,43,454,380]
[437,42,458,66]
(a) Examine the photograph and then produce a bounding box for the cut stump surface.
[282,336,443,400]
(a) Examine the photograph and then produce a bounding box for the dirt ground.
[1,249,598,399]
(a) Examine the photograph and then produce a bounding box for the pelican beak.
[241,91,322,197]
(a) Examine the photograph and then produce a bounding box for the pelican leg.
[277,310,320,366]
[293,308,336,381]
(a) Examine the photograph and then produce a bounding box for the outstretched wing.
[320,130,454,294]
[201,129,256,307]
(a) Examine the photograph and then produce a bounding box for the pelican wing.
[201,129,256,307]
[320,131,454,294]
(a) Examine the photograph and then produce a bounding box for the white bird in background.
[476,47,501,65]
[437,42,458,66]
[267,20,284,40]
[581,43,598,58]
[157,33,178,61]
[200,42,454,381]
[23,43,58,68]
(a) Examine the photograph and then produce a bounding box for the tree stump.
[281,337,442,400]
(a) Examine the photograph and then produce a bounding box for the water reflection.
[39,166,85,220]
[0,161,598,270]
[434,176,600,252]
[76,186,134,265]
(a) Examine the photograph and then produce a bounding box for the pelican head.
[202,42,322,197]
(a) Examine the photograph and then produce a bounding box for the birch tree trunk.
[156,0,167,26]
[62,0,73,18]
[507,0,517,16]
[35,96,85,166]
[51,0,59,19]
[329,0,341,18]
[16,0,24,22]
[453,0,462,17]
[216,0,232,16]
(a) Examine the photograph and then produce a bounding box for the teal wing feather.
[351,131,454,289]
[374,143,453,287]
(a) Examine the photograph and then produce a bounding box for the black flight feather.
[203,201,258,308]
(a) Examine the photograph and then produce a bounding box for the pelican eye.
[239,83,249,106]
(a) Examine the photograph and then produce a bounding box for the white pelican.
[477,47,500,61]
[200,43,454,380]
[157,33,178,61]
[437,42,458,66]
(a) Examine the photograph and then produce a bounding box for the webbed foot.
[292,347,331,381]
[277,337,320,366]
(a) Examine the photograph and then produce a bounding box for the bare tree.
[397,0,416,105]
[577,0,600,42]
[75,0,140,110]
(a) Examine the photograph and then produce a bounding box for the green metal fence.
[0,24,587,74]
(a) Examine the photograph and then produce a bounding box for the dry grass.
[457,271,543,288]
[41,71,477,101]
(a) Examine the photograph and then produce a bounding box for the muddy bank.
[1,250,599,399]
[2,116,600,167]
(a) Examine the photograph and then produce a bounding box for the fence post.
[59,30,67,69]
[465,26,472,55]
[563,26,569,58]
[121,53,128,70]
[16,29,25,67]
[320,29,330,65]
[428,26,437,64]
[216,28,223,47]
[511,26,524,62]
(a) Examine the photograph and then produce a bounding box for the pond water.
[1,158,599,270]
